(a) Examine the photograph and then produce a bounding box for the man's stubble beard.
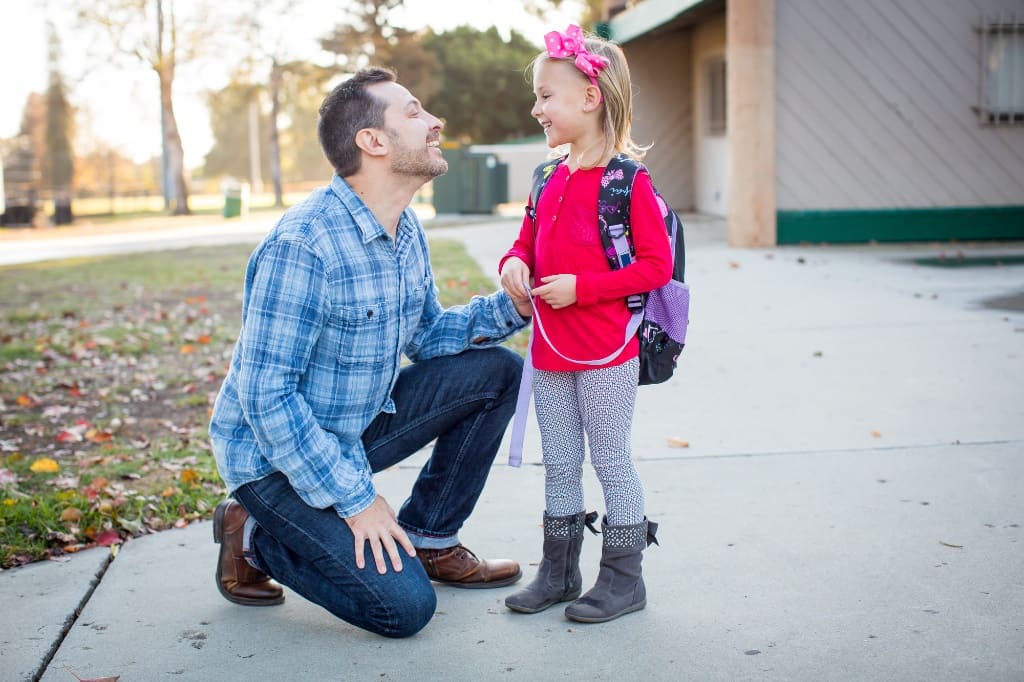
[387,131,448,180]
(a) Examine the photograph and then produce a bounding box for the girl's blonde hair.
[531,31,650,162]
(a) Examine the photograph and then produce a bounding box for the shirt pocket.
[325,301,388,366]
[567,219,602,246]
[402,271,431,320]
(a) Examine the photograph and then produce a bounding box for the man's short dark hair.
[318,67,397,177]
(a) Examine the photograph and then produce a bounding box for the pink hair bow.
[544,24,610,88]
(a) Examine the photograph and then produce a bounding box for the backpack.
[526,154,690,385]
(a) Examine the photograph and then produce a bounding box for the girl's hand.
[532,274,577,309]
[500,257,532,301]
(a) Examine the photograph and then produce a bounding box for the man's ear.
[355,128,389,158]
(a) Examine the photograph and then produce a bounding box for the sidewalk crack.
[32,549,117,682]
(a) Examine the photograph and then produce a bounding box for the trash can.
[54,192,73,225]
[432,147,509,214]
[222,180,250,218]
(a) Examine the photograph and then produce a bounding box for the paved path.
[2,215,1023,681]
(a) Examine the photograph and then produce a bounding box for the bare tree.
[75,0,221,215]
[233,0,324,208]
[45,22,76,223]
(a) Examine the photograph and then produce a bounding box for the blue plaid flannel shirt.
[210,176,527,518]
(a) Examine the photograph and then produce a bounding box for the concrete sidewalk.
[3,218,1023,681]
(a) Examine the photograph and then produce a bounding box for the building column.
[727,0,776,246]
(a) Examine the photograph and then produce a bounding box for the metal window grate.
[706,56,727,135]
[976,13,1024,126]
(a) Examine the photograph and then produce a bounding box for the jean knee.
[378,583,436,638]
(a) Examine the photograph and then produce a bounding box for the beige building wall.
[622,28,695,210]
[775,0,1024,210]
[692,15,728,216]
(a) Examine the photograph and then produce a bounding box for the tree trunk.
[159,66,190,215]
[268,63,284,208]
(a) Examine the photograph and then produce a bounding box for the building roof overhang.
[608,0,725,44]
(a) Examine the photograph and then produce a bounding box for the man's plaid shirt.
[210,176,527,517]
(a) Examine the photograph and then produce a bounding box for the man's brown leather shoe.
[417,544,522,589]
[213,500,285,606]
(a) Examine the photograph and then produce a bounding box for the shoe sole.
[429,567,524,590]
[564,599,646,623]
[213,502,285,607]
[505,589,582,614]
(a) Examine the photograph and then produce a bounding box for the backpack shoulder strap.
[599,155,645,312]
[526,157,564,229]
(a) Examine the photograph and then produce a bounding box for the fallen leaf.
[86,429,114,444]
[118,516,143,534]
[95,529,122,546]
[61,507,84,522]
[179,344,196,355]
[16,394,38,407]
[173,518,188,528]
[184,295,206,305]
[197,334,212,345]
[56,430,82,443]
[30,457,60,473]
[870,430,882,438]
[0,468,17,485]
[667,437,690,448]
[180,468,201,484]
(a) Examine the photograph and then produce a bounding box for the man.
[209,67,531,638]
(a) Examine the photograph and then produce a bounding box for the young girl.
[499,25,673,623]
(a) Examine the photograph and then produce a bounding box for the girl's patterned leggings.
[533,357,645,526]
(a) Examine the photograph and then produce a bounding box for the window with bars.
[705,56,727,135]
[977,17,1024,125]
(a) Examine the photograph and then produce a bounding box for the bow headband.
[544,24,610,90]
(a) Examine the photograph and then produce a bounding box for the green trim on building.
[776,206,1024,244]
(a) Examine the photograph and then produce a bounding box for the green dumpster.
[432,146,509,214]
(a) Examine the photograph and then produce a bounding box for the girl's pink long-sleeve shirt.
[500,163,673,372]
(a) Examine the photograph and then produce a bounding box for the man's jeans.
[232,347,523,638]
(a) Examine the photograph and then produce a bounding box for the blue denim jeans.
[232,346,522,637]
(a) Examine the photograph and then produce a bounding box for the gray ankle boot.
[505,511,598,614]
[563,517,658,623]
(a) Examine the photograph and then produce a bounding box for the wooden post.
[727,0,776,246]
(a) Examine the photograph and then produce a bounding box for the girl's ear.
[355,128,388,158]
[582,84,603,112]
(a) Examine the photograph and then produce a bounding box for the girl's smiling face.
[531,58,592,149]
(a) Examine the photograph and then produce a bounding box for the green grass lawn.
[0,238,525,568]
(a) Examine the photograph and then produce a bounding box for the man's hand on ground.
[344,495,417,574]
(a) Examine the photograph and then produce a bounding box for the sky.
[0,0,581,168]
